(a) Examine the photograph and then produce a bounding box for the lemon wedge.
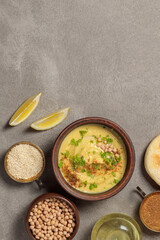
[9,92,42,126]
[30,107,70,131]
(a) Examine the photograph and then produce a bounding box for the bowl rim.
[26,192,80,240]
[4,141,45,183]
[91,212,142,240]
[52,117,135,201]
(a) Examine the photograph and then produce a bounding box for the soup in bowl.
[58,124,127,194]
[52,118,135,201]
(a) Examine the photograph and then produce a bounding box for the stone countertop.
[0,1,160,239]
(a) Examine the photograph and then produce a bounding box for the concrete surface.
[0,0,160,239]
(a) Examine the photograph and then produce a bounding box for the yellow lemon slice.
[9,92,42,126]
[144,134,160,185]
[30,107,70,131]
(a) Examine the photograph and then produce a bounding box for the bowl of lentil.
[4,141,45,183]
[26,193,80,240]
[52,117,135,201]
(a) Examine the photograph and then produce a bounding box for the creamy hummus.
[58,124,127,193]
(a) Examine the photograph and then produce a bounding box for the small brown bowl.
[137,187,160,232]
[4,141,45,183]
[52,117,135,201]
[26,193,80,240]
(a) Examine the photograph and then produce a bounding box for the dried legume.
[29,198,76,240]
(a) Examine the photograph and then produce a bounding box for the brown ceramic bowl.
[52,117,135,201]
[26,193,80,240]
[4,141,45,183]
[137,187,160,232]
[139,191,160,232]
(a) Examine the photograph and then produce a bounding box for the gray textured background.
[0,0,160,239]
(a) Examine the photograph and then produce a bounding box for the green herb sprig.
[58,159,63,168]
[69,128,88,146]
[71,154,85,169]
[114,179,119,184]
[89,183,97,190]
[87,171,94,178]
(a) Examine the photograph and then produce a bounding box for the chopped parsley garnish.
[105,158,110,164]
[109,166,114,170]
[93,163,100,170]
[93,151,96,154]
[77,139,82,145]
[111,171,116,177]
[111,160,116,165]
[101,137,107,141]
[88,151,91,154]
[116,156,121,162]
[58,159,63,169]
[101,152,111,164]
[70,138,82,146]
[71,154,85,169]
[69,156,74,161]
[100,152,106,158]
[92,135,97,139]
[101,151,111,160]
[106,151,112,155]
[82,169,86,173]
[90,140,94,143]
[70,129,88,146]
[79,130,88,138]
[87,171,94,178]
[89,183,97,190]
[70,138,77,146]
[114,179,119,184]
[84,181,87,186]
[100,150,121,168]
[65,150,70,158]
[107,138,113,144]
[101,136,113,143]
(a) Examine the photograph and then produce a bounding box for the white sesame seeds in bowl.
[4,142,45,183]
